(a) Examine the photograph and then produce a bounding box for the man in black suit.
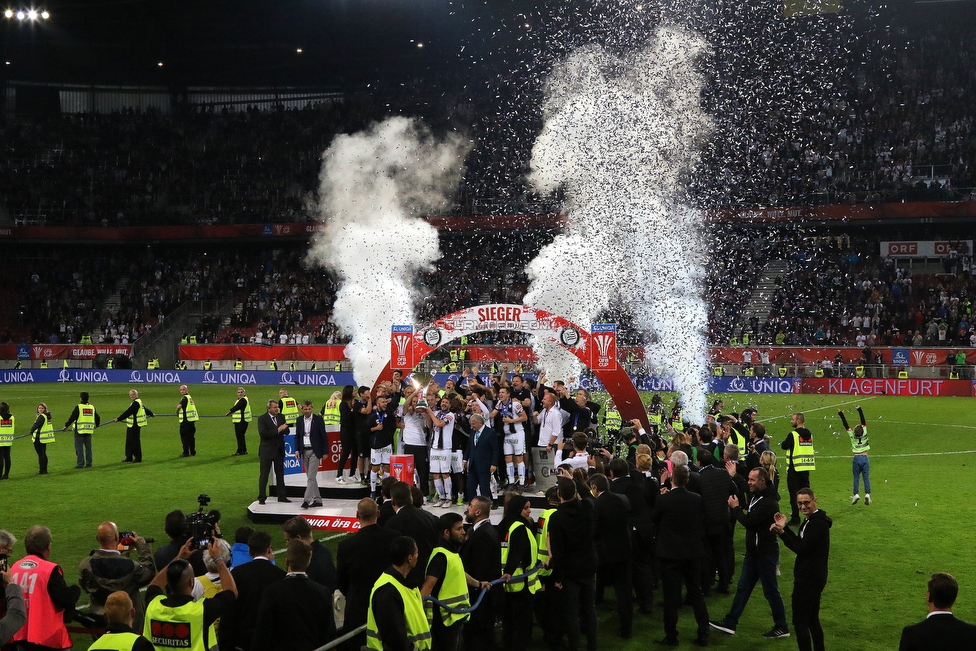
[589,473,633,639]
[218,531,286,651]
[899,573,976,651]
[464,414,498,503]
[282,516,336,594]
[252,539,335,650]
[386,481,437,588]
[257,399,290,504]
[461,495,501,651]
[772,487,831,651]
[697,451,737,595]
[337,498,397,651]
[608,457,655,615]
[651,465,709,647]
[294,399,327,508]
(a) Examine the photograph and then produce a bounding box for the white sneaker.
[336,476,346,484]
[439,499,451,508]
[851,494,859,505]
[865,494,871,505]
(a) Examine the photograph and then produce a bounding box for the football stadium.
[0,0,975,649]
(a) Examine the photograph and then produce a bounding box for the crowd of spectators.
[0,11,974,225]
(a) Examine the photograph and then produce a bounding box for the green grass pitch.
[0,383,973,649]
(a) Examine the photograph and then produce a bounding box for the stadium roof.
[0,0,551,88]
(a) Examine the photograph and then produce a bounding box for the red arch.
[375,304,650,430]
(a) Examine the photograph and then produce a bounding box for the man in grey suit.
[257,399,291,505]
[463,414,498,502]
[294,400,327,508]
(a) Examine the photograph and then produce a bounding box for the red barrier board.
[803,378,973,397]
[30,344,132,360]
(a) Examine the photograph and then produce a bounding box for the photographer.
[553,432,594,471]
[145,538,237,651]
[0,530,26,646]
[78,522,155,632]
[154,510,207,577]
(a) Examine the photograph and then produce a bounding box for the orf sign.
[884,242,917,256]
[590,324,617,371]
[391,325,414,370]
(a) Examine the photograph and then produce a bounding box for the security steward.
[176,385,200,457]
[781,412,816,527]
[367,535,432,651]
[9,525,81,650]
[278,388,300,432]
[422,513,488,651]
[144,538,237,651]
[86,590,154,651]
[226,387,252,456]
[500,496,540,651]
[112,390,154,463]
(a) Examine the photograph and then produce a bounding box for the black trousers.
[34,440,48,474]
[258,455,285,500]
[501,589,534,651]
[659,557,709,642]
[792,584,825,651]
[555,575,598,651]
[431,618,463,651]
[631,531,654,612]
[464,587,498,651]
[336,430,358,476]
[0,446,10,478]
[404,443,430,495]
[124,426,142,462]
[703,529,733,591]
[787,468,811,521]
[234,421,249,453]
[598,560,634,635]
[180,421,196,455]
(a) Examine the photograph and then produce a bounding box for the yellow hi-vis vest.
[279,396,299,426]
[671,412,684,432]
[144,594,209,651]
[106,358,113,369]
[180,395,200,423]
[0,416,13,447]
[501,521,540,594]
[604,409,622,433]
[424,548,471,627]
[76,404,96,434]
[855,366,865,378]
[124,399,149,428]
[647,411,662,429]
[728,427,747,458]
[231,397,252,423]
[87,631,141,650]
[367,572,432,651]
[898,370,909,379]
[37,415,55,444]
[234,360,243,370]
[778,367,788,377]
[814,369,824,378]
[789,430,816,472]
[323,404,341,428]
[204,361,212,370]
[536,508,557,577]
[713,366,723,376]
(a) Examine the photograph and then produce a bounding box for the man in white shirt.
[491,386,528,489]
[535,391,564,450]
[553,432,591,471]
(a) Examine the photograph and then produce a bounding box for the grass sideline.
[0,383,973,649]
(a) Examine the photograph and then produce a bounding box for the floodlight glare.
[27,9,36,19]
[157,61,164,67]
[15,10,24,19]
[40,10,48,18]
[3,9,13,18]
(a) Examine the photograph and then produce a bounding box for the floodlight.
[40,10,48,18]
[3,9,13,18]
[26,9,36,19]
[15,10,24,19]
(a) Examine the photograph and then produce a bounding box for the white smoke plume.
[525,26,712,423]
[309,117,469,386]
